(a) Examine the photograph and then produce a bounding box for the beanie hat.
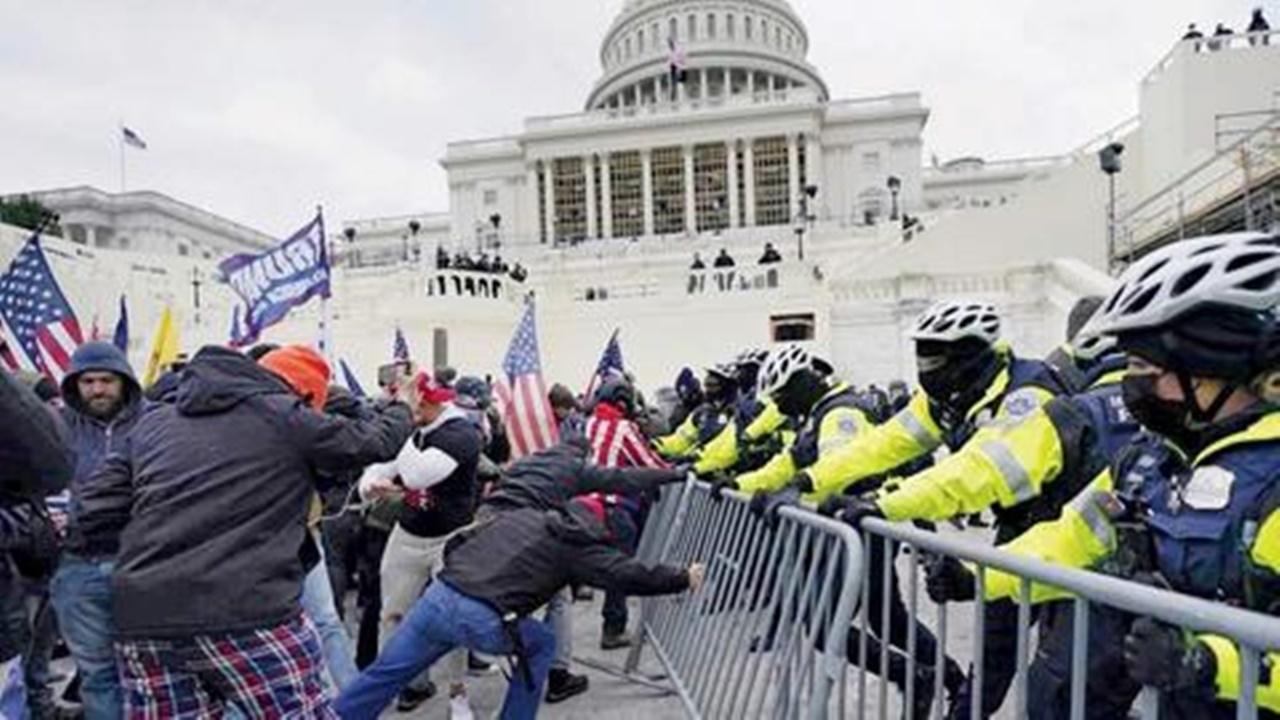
[260,346,331,410]
[415,371,456,405]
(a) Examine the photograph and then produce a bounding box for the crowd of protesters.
[435,248,527,283]
[5,229,1280,719]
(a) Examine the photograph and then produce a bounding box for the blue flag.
[339,359,366,398]
[218,211,329,345]
[112,295,129,351]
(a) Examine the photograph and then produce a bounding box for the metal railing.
[622,479,865,718]
[854,518,1280,720]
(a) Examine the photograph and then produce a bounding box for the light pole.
[191,267,203,327]
[489,213,502,252]
[794,184,819,260]
[886,176,902,221]
[1098,142,1124,269]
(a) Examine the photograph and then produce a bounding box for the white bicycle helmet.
[910,301,1001,345]
[1083,232,1280,339]
[757,344,833,397]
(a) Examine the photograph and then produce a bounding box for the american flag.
[493,298,559,459]
[122,126,147,150]
[586,401,669,469]
[583,329,625,402]
[393,326,411,362]
[0,232,83,380]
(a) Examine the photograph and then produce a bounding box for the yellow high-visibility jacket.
[984,412,1280,712]
[737,383,873,496]
[806,358,1062,502]
[692,400,787,475]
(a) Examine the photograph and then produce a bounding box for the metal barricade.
[622,478,865,719]
[851,518,1280,720]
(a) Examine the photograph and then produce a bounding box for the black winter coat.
[440,503,688,617]
[483,440,682,513]
[77,346,414,638]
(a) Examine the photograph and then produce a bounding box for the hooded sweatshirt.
[58,341,145,556]
[76,346,414,638]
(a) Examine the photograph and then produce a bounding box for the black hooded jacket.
[440,503,689,617]
[483,437,683,514]
[77,346,414,638]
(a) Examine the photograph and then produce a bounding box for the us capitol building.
[4,0,1278,392]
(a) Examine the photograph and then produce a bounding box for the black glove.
[9,505,60,579]
[709,476,737,502]
[835,497,884,530]
[1123,617,1216,695]
[925,556,976,603]
[816,494,854,518]
[749,484,803,527]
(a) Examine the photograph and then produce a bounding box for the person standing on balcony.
[1248,8,1270,45]
[713,248,735,268]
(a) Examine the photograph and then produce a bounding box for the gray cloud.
[0,0,1259,236]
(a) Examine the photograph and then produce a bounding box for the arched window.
[651,22,659,49]
[727,14,735,39]
[637,29,644,53]
[745,16,753,39]
[760,19,768,43]
[707,13,716,39]
[688,14,696,41]
[669,17,678,43]
[625,36,632,58]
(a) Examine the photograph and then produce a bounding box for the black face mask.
[919,348,998,413]
[1121,374,1203,454]
[775,370,827,418]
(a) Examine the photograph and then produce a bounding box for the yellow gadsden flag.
[142,307,180,387]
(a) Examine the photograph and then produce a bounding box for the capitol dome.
[586,0,829,110]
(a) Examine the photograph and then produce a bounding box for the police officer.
[975,232,1280,718]
[655,363,739,460]
[692,349,788,477]
[794,300,1070,717]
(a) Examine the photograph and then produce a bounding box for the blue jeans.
[301,546,359,691]
[50,555,120,720]
[336,581,555,720]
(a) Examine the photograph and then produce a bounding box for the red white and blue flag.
[583,328,625,402]
[0,232,84,380]
[493,298,559,459]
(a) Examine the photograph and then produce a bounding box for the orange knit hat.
[260,346,331,410]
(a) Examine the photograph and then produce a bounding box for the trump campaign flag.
[493,297,559,458]
[0,230,84,380]
[219,211,329,346]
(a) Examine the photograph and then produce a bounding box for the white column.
[641,149,655,236]
[525,165,540,246]
[684,145,697,233]
[601,153,614,239]
[787,134,800,222]
[744,139,756,226]
[747,70,756,98]
[806,134,824,220]
[543,159,557,243]
[727,140,740,228]
[584,154,597,239]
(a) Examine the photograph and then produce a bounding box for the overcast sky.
[0,0,1266,237]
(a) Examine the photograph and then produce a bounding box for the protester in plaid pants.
[74,347,414,718]
[117,615,333,718]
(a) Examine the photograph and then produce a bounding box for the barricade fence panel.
[854,517,1280,720]
[621,483,1279,719]
[625,478,865,719]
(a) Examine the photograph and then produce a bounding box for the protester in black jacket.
[1,369,70,697]
[77,345,413,717]
[336,498,702,720]
[473,434,686,702]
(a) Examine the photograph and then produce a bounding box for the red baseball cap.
[414,371,456,405]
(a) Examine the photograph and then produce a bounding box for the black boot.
[545,668,589,703]
[394,681,437,712]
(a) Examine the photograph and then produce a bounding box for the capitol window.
[483,189,498,206]
[760,20,768,43]
[775,26,782,47]
[609,151,643,238]
[727,14,735,39]
[707,13,716,39]
[771,313,816,342]
[745,16,753,39]
[651,146,685,235]
[637,29,644,52]
[553,157,587,241]
[651,22,659,49]
[753,136,790,227]
[687,14,696,41]
[669,17,678,43]
[625,36,632,58]
[694,143,729,232]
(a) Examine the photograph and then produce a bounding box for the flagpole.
[317,204,334,366]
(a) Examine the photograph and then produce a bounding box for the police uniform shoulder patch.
[999,389,1041,422]
[1182,465,1235,511]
